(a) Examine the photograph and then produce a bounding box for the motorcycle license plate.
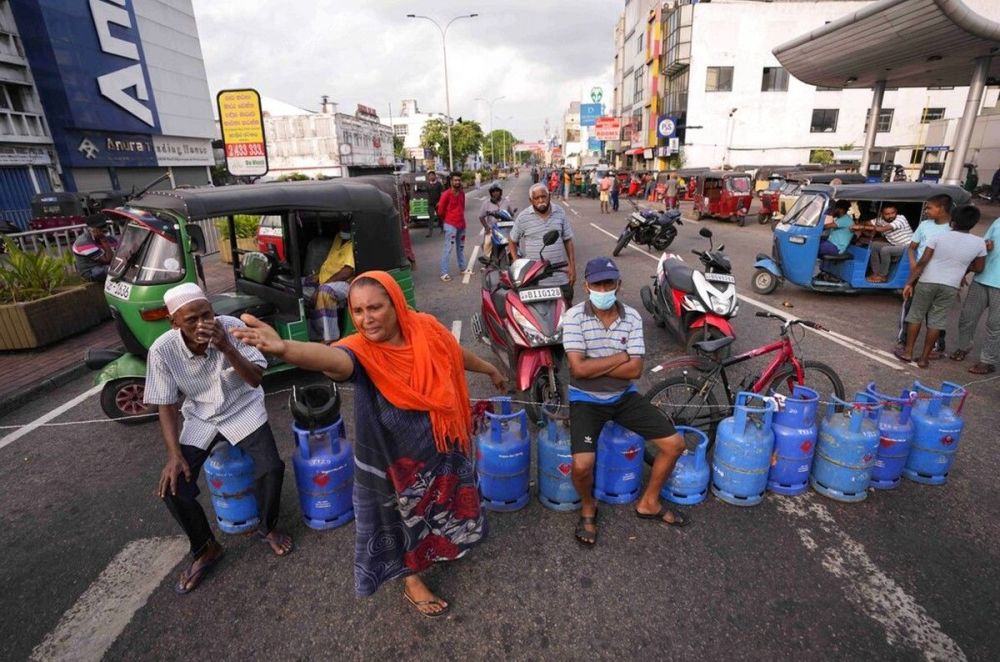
[704,273,735,284]
[519,287,563,302]
[104,279,132,300]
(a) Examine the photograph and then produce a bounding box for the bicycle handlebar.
[753,311,827,332]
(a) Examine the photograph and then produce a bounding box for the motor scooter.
[640,227,738,355]
[472,230,567,424]
[613,199,682,256]
[483,208,516,269]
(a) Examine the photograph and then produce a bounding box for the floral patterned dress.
[346,351,487,597]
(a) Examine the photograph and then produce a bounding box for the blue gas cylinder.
[864,383,915,490]
[767,385,819,496]
[711,392,776,506]
[903,381,966,486]
[811,394,881,502]
[661,426,710,505]
[595,423,644,504]
[204,443,260,534]
[537,415,580,511]
[292,418,354,530]
[477,397,530,511]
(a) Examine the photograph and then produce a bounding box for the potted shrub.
[0,239,110,350]
[216,214,261,264]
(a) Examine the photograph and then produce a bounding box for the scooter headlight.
[510,307,550,346]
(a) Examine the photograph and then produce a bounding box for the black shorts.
[569,391,676,454]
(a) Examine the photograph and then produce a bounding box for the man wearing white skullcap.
[144,283,293,594]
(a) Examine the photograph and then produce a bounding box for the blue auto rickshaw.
[750,182,971,295]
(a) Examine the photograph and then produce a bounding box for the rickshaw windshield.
[727,177,751,193]
[108,222,185,285]
[783,193,826,228]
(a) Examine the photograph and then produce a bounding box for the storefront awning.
[626,148,644,156]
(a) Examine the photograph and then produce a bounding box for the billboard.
[587,137,601,152]
[594,117,621,141]
[217,89,269,177]
[580,103,602,127]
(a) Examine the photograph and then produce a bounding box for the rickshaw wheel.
[101,378,156,425]
[751,269,779,295]
[757,213,770,225]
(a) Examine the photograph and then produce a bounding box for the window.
[810,109,839,133]
[393,124,407,137]
[761,67,788,92]
[864,108,894,133]
[637,33,643,54]
[920,107,945,123]
[910,149,924,165]
[633,66,644,104]
[705,66,733,92]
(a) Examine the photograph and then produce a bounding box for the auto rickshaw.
[751,182,970,295]
[85,180,416,423]
[407,173,431,226]
[772,171,868,225]
[693,171,753,225]
[29,191,89,230]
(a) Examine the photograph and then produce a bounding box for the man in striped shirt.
[855,205,912,283]
[144,283,292,594]
[563,257,686,546]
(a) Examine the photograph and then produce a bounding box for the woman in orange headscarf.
[234,271,505,617]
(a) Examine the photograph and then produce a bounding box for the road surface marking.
[451,320,462,342]
[587,222,906,372]
[462,245,481,284]
[776,495,966,661]
[570,208,580,216]
[30,536,188,661]
[0,383,103,451]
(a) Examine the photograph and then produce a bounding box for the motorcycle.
[483,208,517,269]
[640,227,738,356]
[472,230,568,425]
[613,199,682,256]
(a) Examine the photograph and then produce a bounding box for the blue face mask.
[588,287,617,310]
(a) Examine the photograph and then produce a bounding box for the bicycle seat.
[693,335,735,354]
[665,263,696,293]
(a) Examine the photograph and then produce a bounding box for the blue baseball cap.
[584,257,621,283]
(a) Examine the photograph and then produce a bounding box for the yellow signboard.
[216,88,268,176]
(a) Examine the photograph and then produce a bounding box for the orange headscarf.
[336,270,472,454]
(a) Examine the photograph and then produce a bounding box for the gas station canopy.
[773,0,1000,89]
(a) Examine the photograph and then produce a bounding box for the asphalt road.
[1,172,998,661]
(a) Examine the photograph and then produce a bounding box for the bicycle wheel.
[763,360,845,402]
[644,372,724,465]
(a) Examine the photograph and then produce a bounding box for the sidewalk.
[0,255,235,417]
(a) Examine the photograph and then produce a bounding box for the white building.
[391,99,445,162]
[561,101,584,168]
[612,0,659,169]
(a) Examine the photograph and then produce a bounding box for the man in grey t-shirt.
[509,183,577,300]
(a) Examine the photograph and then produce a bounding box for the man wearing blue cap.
[562,257,687,546]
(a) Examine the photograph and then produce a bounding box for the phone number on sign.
[225,143,266,157]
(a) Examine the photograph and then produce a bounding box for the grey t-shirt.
[509,203,574,286]
[920,231,987,288]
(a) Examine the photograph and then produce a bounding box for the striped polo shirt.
[144,315,268,449]
[562,301,645,404]
[877,214,913,246]
[509,203,574,286]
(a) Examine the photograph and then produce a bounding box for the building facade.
[391,99,445,161]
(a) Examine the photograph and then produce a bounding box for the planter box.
[0,282,111,350]
[218,237,259,264]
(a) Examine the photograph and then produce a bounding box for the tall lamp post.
[475,95,505,166]
[499,114,515,167]
[407,13,478,171]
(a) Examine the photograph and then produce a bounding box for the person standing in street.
[563,169,571,200]
[611,172,621,211]
[665,173,679,210]
[563,257,686,546]
[72,213,119,282]
[599,172,613,214]
[437,171,467,282]
[474,170,482,190]
[897,195,953,353]
[145,283,293,595]
[953,214,1000,374]
[424,170,443,238]
[508,183,577,301]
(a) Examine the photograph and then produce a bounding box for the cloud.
[192,0,618,140]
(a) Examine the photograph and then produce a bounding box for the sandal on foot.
[949,349,969,362]
[260,531,294,557]
[893,348,913,363]
[968,362,995,375]
[635,506,687,527]
[404,590,450,618]
[916,358,930,369]
[174,549,223,595]
[574,512,598,546]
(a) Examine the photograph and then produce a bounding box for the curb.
[0,361,93,419]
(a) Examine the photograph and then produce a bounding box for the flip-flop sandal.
[635,506,687,527]
[949,350,969,362]
[574,511,598,546]
[893,348,913,363]
[916,359,930,369]
[968,363,995,375]
[174,551,223,595]
[404,590,450,618]
[260,531,294,557]
[928,351,944,360]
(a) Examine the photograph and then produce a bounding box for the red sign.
[594,117,621,141]
[356,104,378,119]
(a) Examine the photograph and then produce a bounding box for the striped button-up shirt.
[143,315,268,449]
[562,301,645,403]
[877,214,913,246]
[510,203,574,286]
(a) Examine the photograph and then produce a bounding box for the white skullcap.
[163,282,208,315]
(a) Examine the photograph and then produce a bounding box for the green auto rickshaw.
[86,180,416,423]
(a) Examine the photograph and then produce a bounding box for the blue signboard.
[580,103,602,127]
[587,136,601,152]
[656,116,677,140]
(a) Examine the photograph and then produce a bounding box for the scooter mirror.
[699,228,713,238]
[542,229,560,246]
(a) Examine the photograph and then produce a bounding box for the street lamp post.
[499,114,514,167]
[407,13,478,171]
[475,95,505,166]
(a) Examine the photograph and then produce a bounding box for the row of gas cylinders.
[202,384,354,534]
[477,380,966,512]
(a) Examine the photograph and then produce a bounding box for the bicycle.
[643,311,845,464]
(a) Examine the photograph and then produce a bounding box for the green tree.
[809,149,834,165]
[277,172,310,181]
[393,135,405,159]
[421,118,484,169]
[483,129,519,164]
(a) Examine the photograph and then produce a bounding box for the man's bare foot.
[260,530,293,556]
[403,575,449,617]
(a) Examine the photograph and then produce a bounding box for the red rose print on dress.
[452,485,481,520]
[387,457,426,492]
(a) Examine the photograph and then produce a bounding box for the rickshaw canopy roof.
[801,182,972,205]
[701,171,751,179]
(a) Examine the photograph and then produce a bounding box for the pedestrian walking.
[474,171,482,190]
[953,215,1000,374]
[424,170,443,238]
[665,173,679,210]
[897,194,954,353]
[611,172,620,211]
[599,172,613,214]
[436,171,467,281]
[563,170,571,200]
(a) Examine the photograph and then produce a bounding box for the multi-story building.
[614,0,999,176]
[561,101,583,167]
[391,99,445,162]
[612,0,659,170]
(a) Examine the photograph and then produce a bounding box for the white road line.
[462,245,481,284]
[587,222,906,372]
[0,382,103,451]
[30,536,188,662]
[570,208,580,216]
[451,320,462,342]
[776,495,966,661]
